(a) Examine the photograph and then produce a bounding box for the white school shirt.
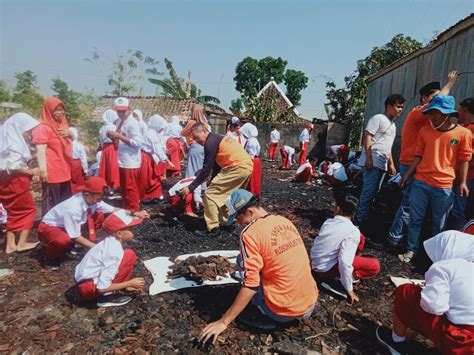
[330,144,343,155]
[270,130,280,143]
[296,162,313,175]
[299,128,310,143]
[245,137,261,158]
[357,114,396,171]
[283,145,295,163]
[72,140,89,174]
[420,259,474,325]
[310,216,360,292]
[117,117,143,169]
[142,129,168,163]
[42,193,115,238]
[327,162,348,182]
[99,123,115,145]
[74,236,124,290]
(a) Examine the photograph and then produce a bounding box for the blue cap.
[225,189,254,226]
[423,95,458,116]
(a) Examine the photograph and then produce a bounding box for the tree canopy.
[325,34,422,147]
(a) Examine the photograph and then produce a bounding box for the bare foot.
[184,212,199,218]
[16,241,40,252]
[5,245,17,254]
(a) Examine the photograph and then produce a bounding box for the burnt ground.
[0,161,440,354]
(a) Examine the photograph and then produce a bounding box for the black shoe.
[386,237,404,248]
[97,294,132,308]
[42,259,60,271]
[195,228,220,237]
[376,326,407,355]
[320,279,347,299]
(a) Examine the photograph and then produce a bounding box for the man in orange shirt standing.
[448,97,474,230]
[388,72,458,246]
[399,96,472,263]
[198,190,318,344]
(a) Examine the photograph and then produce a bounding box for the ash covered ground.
[0,161,439,354]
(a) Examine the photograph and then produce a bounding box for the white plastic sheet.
[144,250,240,295]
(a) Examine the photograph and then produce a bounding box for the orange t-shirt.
[32,124,72,183]
[216,136,253,171]
[414,125,472,188]
[240,215,318,317]
[464,124,474,180]
[399,104,430,165]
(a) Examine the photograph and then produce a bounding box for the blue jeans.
[388,164,411,242]
[251,285,315,323]
[356,167,386,221]
[407,179,453,256]
[447,179,474,231]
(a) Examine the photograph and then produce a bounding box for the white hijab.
[165,115,182,138]
[240,123,258,139]
[149,114,168,134]
[102,109,118,125]
[0,112,39,161]
[424,230,474,263]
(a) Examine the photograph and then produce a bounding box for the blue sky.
[1,0,473,118]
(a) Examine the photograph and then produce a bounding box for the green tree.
[326,34,422,148]
[51,77,82,124]
[148,58,222,110]
[86,49,161,96]
[12,70,44,115]
[325,81,352,123]
[229,98,244,115]
[0,80,12,103]
[284,69,308,107]
[234,56,287,97]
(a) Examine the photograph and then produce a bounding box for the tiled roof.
[92,96,195,122]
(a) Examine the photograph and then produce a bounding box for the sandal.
[398,252,414,263]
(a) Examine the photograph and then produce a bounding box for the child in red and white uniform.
[325,161,348,186]
[38,176,149,269]
[311,194,380,304]
[298,122,313,166]
[241,123,262,199]
[330,144,351,164]
[295,161,314,183]
[106,98,143,211]
[161,116,183,178]
[226,117,246,146]
[280,145,300,169]
[0,113,40,254]
[74,210,145,308]
[69,127,89,194]
[99,109,120,190]
[268,127,280,161]
[167,176,201,217]
[376,230,474,355]
[139,117,174,202]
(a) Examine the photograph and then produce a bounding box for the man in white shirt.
[268,126,280,161]
[37,176,149,270]
[106,97,143,211]
[376,230,474,354]
[355,94,405,227]
[311,194,380,304]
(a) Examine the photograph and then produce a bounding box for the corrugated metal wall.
[364,23,474,162]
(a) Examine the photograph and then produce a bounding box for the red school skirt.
[0,173,36,232]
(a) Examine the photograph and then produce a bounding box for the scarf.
[424,230,474,263]
[0,112,39,162]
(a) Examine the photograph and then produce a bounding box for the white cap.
[113,97,130,111]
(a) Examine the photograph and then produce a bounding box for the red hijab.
[39,96,72,160]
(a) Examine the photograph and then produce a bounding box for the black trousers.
[41,181,71,216]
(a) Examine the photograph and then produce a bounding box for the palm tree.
[148,58,223,111]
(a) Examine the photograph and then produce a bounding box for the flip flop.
[398,253,413,263]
